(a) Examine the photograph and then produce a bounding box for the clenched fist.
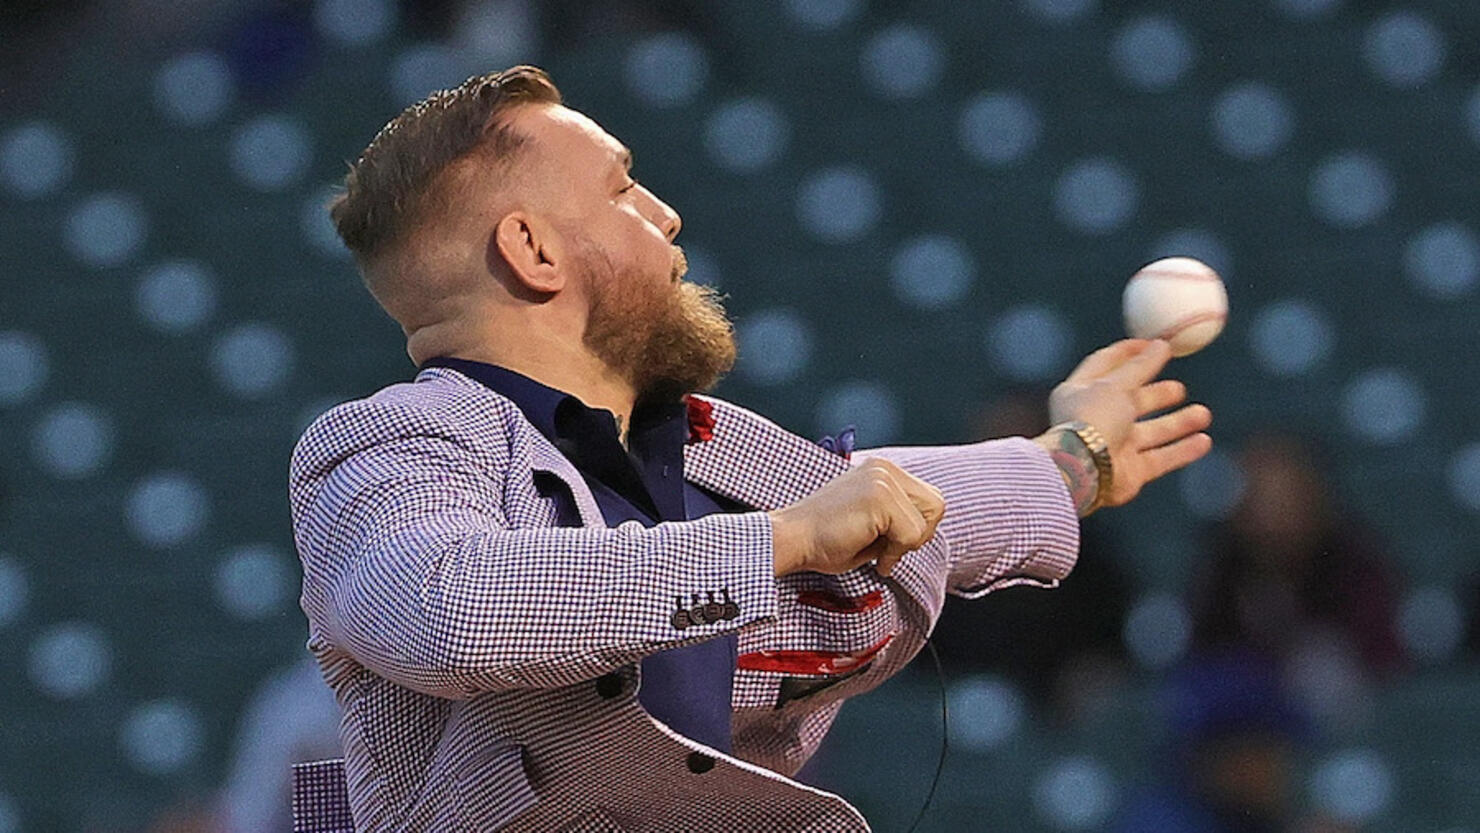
[768,458,946,578]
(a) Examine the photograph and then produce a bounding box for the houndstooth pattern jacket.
[289,367,1080,832]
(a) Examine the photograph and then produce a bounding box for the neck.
[412,326,638,429]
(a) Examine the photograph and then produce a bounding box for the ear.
[491,211,565,295]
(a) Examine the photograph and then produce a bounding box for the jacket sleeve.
[290,409,779,700]
[856,436,1080,598]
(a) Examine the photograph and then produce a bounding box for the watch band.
[1062,420,1113,514]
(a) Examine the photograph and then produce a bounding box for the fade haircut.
[330,65,561,266]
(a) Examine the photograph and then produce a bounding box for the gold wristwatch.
[1062,420,1113,514]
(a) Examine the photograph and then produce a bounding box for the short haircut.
[330,65,562,265]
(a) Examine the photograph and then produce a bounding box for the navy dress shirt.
[423,357,741,754]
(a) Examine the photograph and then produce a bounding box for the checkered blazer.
[289,367,1079,832]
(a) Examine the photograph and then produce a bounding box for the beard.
[580,244,736,404]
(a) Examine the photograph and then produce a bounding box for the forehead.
[508,103,629,170]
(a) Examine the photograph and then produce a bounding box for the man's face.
[511,104,735,399]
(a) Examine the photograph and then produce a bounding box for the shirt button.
[595,672,624,699]
[685,752,715,774]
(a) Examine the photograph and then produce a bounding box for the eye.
[619,179,638,194]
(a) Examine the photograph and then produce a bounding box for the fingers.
[857,459,942,577]
[1138,432,1214,483]
[897,473,947,527]
[1134,379,1187,416]
[1134,403,1213,450]
[1065,339,1155,383]
[1108,339,1173,388]
[874,476,929,577]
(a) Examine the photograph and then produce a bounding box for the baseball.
[1122,257,1228,357]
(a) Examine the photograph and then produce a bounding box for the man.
[289,66,1212,832]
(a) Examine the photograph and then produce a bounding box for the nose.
[639,184,682,242]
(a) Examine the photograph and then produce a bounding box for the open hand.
[1048,339,1213,508]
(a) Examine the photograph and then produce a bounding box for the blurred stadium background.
[2,0,1479,830]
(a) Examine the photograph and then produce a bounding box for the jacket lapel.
[526,434,606,527]
[682,395,851,510]
[420,367,607,528]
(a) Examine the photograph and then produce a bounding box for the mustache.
[671,247,688,281]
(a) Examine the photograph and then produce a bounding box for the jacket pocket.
[450,740,538,831]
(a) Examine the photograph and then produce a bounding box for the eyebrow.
[618,147,633,173]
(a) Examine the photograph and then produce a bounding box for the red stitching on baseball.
[1157,310,1227,341]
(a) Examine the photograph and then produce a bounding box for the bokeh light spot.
[1309,152,1393,228]
[215,544,293,620]
[1397,586,1466,666]
[1110,16,1196,93]
[704,98,789,174]
[796,166,882,243]
[1448,442,1480,512]
[1211,81,1294,160]
[210,323,295,399]
[1404,222,1479,299]
[947,674,1025,751]
[1311,749,1394,823]
[390,43,470,108]
[230,115,313,192]
[154,51,234,126]
[890,234,976,310]
[959,92,1041,166]
[126,472,210,549]
[736,309,815,385]
[28,621,112,700]
[0,331,49,407]
[1123,592,1191,669]
[1363,10,1445,88]
[0,121,75,198]
[625,32,709,109]
[120,699,206,775]
[1248,299,1334,377]
[315,0,395,46]
[33,402,114,479]
[0,555,28,629]
[1340,367,1425,445]
[1054,158,1138,235]
[1177,446,1246,521]
[136,259,219,334]
[987,304,1073,382]
[860,24,945,100]
[1033,756,1116,830]
[64,192,149,268]
[815,381,900,445]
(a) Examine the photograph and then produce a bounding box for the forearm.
[853,437,1080,597]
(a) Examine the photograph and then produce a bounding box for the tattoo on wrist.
[1039,428,1100,517]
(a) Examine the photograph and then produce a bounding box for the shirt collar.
[421,356,573,443]
[420,356,686,446]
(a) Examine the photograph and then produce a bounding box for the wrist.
[767,509,804,576]
[1034,422,1112,517]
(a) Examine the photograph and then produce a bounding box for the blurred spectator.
[217,656,341,833]
[1114,650,1353,833]
[1189,434,1406,728]
[930,388,1134,724]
